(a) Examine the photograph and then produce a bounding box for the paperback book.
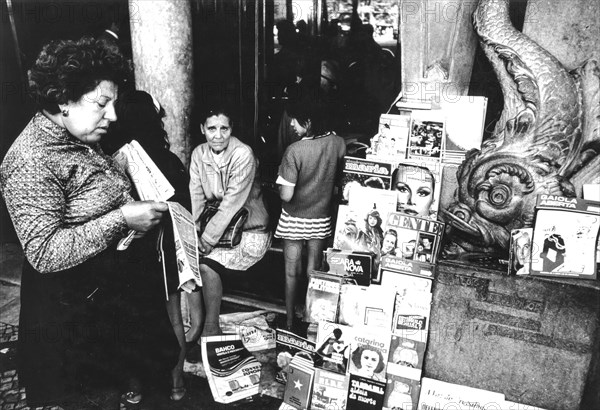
[509,228,533,276]
[283,356,315,410]
[385,212,444,265]
[392,291,432,343]
[346,374,386,410]
[201,334,262,404]
[386,335,426,381]
[382,375,420,410]
[378,261,433,294]
[379,254,435,282]
[348,326,392,382]
[365,113,411,162]
[530,195,600,279]
[275,329,316,385]
[311,368,350,410]
[341,157,394,204]
[323,248,373,286]
[315,322,355,375]
[337,284,396,330]
[304,271,343,324]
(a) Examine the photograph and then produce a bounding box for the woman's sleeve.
[189,149,207,230]
[201,148,255,246]
[1,160,128,274]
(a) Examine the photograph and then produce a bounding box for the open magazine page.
[201,334,262,404]
[167,202,202,291]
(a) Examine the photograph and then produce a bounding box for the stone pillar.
[398,0,479,102]
[128,0,194,167]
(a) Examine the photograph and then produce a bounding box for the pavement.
[0,243,287,409]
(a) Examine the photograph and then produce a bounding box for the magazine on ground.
[282,356,315,410]
[348,326,391,382]
[418,377,506,410]
[386,335,426,381]
[274,329,316,385]
[392,160,443,221]
[341,157,395,204]
[530,195,600,279]
[201,334,261,404]
[346,373,386,410]
[337,284,396,330]
[323,248,373,286]
[304,271,343,324]
[311,368,349,410]
[365,113,411,162]
[385,212,444,265]
[315,322,354,375]
[392,291,432,343]
[509,228,533,276]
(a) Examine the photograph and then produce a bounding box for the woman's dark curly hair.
[28,36,131,113]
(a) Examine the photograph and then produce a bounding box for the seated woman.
[188,107,271,343]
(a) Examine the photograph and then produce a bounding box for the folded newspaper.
[113,140,201,294]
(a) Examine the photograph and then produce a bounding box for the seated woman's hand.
[121,201,168,232]
[198,237,214,256]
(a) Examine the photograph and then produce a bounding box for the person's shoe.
[170,386,186,401]
[119,391,142,409]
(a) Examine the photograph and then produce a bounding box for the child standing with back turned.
[275,97,346,330]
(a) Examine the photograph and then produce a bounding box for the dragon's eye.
[489,185,511,206]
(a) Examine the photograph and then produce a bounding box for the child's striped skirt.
[274,210,332,240]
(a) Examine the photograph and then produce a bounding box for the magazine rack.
[425,260,600,410]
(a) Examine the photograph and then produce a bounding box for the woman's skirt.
[274,210,332,240]
[203,230,272,271]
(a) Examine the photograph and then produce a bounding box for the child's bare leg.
[306,238,327,275]
[284,239,303,329]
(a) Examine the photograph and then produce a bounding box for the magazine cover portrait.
[391,162,441,220]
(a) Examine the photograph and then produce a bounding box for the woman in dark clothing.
[110,89,192,401]
[0,37,176,407]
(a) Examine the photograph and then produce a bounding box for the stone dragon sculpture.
[442,0,600,255]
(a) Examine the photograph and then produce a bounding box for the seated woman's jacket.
[189,136,269,247]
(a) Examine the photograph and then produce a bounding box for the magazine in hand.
[337,284,396,330]
[385,212,444,265]
[323,248,373,286]
[311,368,350,410]
[383,374,420,410]
[348,326,391,382]
[274,328,316,386]
[530,195,600,279]
[304,271,343,324]
[282,355,315,410]
[315,321,355,375]
[341,157,395,205]
[346,373,386,410]
[167,202,202,292]
[201,334,262,404]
